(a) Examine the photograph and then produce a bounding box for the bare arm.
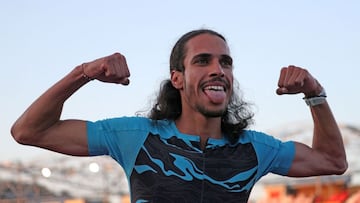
[276,66,347,177]
[11,53,130,156]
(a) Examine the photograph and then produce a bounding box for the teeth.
[205,86,224,91]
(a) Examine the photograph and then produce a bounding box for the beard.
[196,104,227,118]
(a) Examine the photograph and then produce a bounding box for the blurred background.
[1,0,359,202]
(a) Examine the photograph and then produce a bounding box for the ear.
[171,70,183,89]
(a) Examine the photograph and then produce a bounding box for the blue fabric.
[87,116,295,202]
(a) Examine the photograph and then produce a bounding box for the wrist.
[303,80,324,98]
[303,87,327,106]
[81,63,94,82]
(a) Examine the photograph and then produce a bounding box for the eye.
[194,57,209,65]
[220,58,233,68]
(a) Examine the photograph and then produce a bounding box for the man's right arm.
[11,53,130,156]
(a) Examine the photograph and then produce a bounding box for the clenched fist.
[276,65,323,98]
[82,53,130,85]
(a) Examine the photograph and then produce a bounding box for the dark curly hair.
[148,29,254,143]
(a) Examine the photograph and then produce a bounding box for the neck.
[175,114,222,140]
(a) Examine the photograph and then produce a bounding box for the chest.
[129,134,259,202]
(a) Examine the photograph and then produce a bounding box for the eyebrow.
[192,53,233,61]
[193,53,211,59]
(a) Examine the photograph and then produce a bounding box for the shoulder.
[240,130,288,149]
[87,116,173,133]
[240,130,295,175]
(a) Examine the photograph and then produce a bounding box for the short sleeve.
[248,131,295,177]
[86,117,151,176]
[268,140,295,175]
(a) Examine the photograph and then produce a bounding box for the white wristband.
[303,88,327,107]
[304,96,327,106]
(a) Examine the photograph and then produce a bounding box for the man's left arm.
[276,65,348,177]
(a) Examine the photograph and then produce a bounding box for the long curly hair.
[148,29,254,143]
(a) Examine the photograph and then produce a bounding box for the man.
[11,29,347,202]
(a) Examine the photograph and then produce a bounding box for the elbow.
[336,161,348,175]
[332,157,348,175]
[11,123,35,145]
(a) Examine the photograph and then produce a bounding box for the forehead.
[185,33,230,57]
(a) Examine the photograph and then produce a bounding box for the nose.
[209,61,225,77]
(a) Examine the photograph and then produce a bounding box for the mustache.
[201,77,231,90]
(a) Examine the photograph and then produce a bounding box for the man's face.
[172,33,234,118]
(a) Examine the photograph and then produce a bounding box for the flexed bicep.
[40,120,89,156]
[287,142,345,177]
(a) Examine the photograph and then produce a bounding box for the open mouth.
[203,85,227,104]
[203,85,225,92]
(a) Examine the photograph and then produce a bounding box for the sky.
[1,0,359,161]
